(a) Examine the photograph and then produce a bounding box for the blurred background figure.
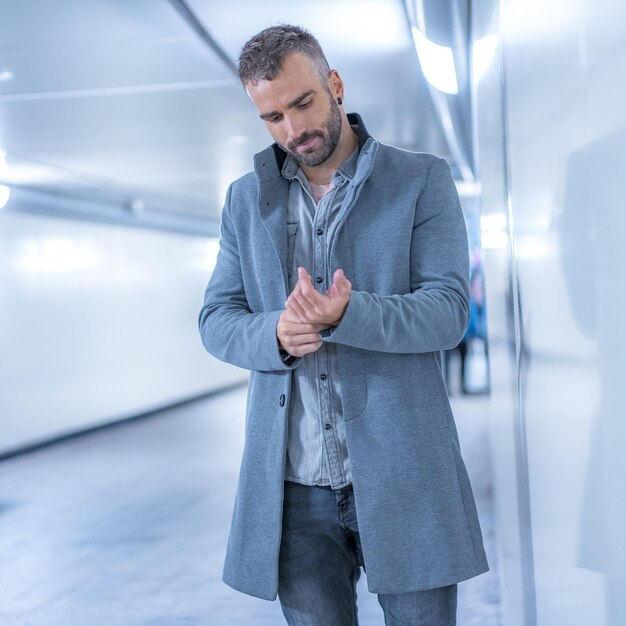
[445,256,490,395]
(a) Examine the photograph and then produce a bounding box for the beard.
[281,92,343,167]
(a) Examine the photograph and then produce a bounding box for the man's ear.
[328,69,344,101]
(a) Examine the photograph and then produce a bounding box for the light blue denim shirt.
[282,141,364,489]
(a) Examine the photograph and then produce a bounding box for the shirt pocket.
[287,221,299,282]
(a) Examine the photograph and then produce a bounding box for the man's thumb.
[333,269,350,292]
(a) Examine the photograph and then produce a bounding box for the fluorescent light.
[472,34,498,82]
[481,230,508,250]
[0,69,13,82]
[481,213,508,249]
[455,180,482,197]
[481,214,507,232]
[411,26,458,94]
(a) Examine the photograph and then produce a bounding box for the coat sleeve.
[322,157,470,354]
[198,185,300,372]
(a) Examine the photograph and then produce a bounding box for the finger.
[297,269,320,298]
[286,281,310,321]
[286,293,309,322]
[296,267,316,297]
[297,266,311,282]
[312,323,331,332]
[298,276,327,310]
[292,288,319,320]
[333,268,344,286]
[304,340,324,353]
[287,278,304,299]
[291,340,323,357]
[280,306,296,320]
[333,268,351,294]
[281,308,300,323]
[286,322,327,335]
[286,332,322,346]
[281,321,322,335]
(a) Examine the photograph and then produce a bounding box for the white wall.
[0,200,246,455]
[473,0,626,624]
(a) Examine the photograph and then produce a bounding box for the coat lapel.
[254,145,291,298]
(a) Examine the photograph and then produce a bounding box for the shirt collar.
[281,134,359,184]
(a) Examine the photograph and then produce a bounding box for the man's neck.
[301,120,358,185]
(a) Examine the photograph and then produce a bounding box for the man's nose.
[285,116,306,142]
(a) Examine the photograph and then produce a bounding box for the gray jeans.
[278,481,457,625]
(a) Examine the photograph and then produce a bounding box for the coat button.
[316,276,323,283]
[324,423,332,430]
[279,394,285,407]
[316,228,323,235]
[320,373,327,381]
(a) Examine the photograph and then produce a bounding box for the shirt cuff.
[279,349,298,366]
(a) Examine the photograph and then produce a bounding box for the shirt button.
[320,373,327,381]
[324,423,332,431]
[279,394,285,407]
[316,228,323,235]
[316,276,323,284]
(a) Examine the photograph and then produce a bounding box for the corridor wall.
[0,201,245,455]
[472,0,626,624]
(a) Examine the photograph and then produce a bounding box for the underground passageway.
[0,386,500,625]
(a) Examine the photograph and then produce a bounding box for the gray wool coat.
[199,113,489,600]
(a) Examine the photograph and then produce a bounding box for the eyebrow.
[259,89,316,121]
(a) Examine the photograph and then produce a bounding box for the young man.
[199,24,488,626]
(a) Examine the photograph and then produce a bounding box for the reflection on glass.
[560,131,626,624]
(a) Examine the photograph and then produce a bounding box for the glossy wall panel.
[0,199,245,455]
[471,1,529,623]
[473,0,626,623]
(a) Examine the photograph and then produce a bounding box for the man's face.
[245,53,343,168]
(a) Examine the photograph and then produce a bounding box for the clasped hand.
[277,267,352,358]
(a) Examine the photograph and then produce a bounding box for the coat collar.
[253,112,373,181]
[252,112,375,298]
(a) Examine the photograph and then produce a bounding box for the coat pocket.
[338,348,368,421]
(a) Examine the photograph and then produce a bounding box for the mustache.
[287,130,324,152]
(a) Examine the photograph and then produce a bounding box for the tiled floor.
[0,385,501,625]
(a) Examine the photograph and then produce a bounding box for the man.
[199,24,488,626]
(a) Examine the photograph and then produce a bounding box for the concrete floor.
[0,385,501,625]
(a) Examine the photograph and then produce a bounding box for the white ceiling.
[0,0,450,225]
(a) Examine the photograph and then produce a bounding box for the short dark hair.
[238,24,330,86]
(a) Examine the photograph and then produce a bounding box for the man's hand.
[277,308,329,358]
[285,267,352,326]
